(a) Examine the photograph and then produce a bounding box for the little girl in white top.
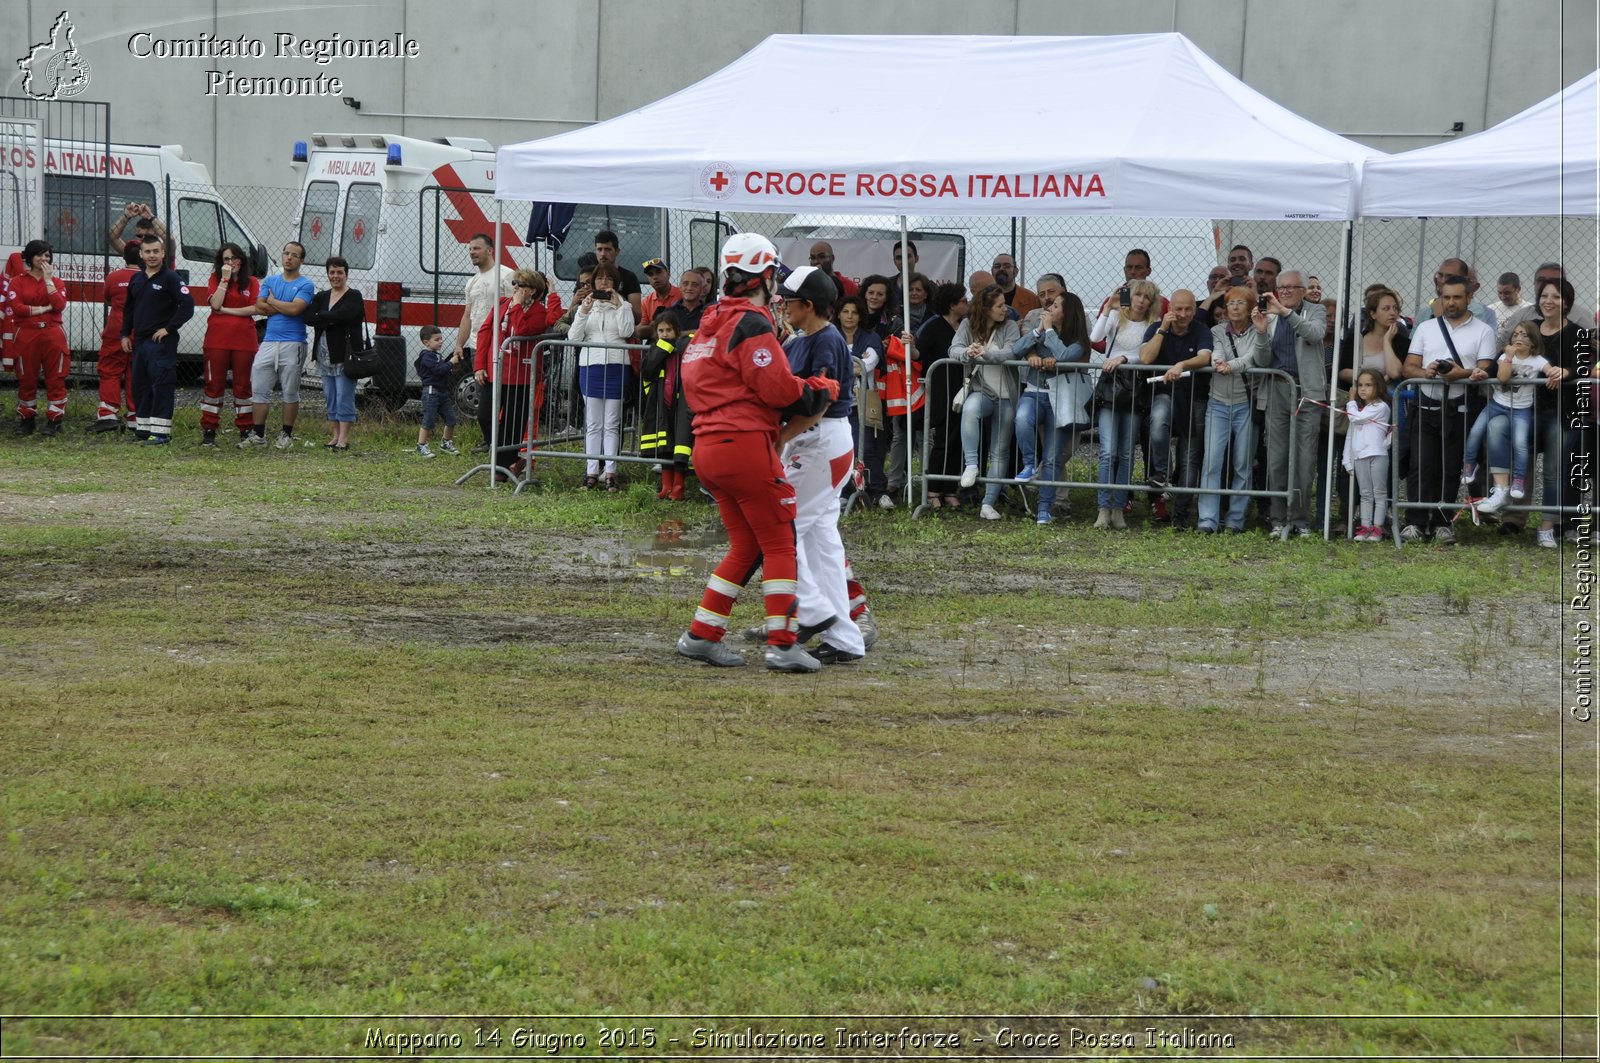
[1341,368,1392,542]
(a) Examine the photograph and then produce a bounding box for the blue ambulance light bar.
[292,141,308,163]
[386,143,403,166]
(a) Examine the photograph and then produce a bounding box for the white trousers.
[584,395,622,476]
[782,417,864,655]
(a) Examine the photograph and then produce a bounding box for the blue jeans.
[1472,403,1533,481]
[1017,390,1075,512]
[1199,399,1255,531]
[323,371,357,423]
[1145,392,1173,483]
[960,392,1014,506]
[1096,406,1137,509]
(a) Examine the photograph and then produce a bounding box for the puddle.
[588,519,727,581]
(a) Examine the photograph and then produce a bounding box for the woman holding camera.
[569,262,636,490]
[1089,279,1160,528]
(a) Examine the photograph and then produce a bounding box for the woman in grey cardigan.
[951,284,1022,520]
[1197,285,1272,532]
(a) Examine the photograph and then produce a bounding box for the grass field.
[0,400,1593,1058]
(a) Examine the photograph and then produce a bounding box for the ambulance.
[289,133,735,411]
[0,131,273,378]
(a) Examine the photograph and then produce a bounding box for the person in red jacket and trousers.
[475,268,562,479]
[10,240,70,436]
[675,234,839,674]
[92,241,144,432]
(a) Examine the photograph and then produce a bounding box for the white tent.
[1361,70,1599,217]
[496,33,1377,221]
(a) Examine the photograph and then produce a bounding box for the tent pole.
[1413,217,1429,321]
[900,213,914,507]
[1324,219,1355,541]
[490,202,503,489]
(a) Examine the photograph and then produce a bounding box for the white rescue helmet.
[719,233,780,296]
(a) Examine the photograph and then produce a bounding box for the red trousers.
[96,336,136,423]
[13,324,69,422]
[687,432,799,647]
[201,346,256,432]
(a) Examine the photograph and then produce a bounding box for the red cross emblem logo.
[352,219,366,242]
[310,216,323,239]
[701,161,737,201]
[57,209,77,236]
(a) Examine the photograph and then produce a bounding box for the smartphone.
[1118,287,1131,308]
[1257,294,1269,311]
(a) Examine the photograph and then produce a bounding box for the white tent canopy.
[1361,70,1599,218]
[496,33,1377,221]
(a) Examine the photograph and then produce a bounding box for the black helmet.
[777,265,838,309]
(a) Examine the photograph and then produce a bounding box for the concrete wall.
[2,0,1592,188]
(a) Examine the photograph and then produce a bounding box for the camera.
[1432,360,1455,375]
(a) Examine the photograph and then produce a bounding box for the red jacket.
[474,292,563,385]
[876,334,924,416]
[10,271,67,330]
[101,266,140,344]
[681,298,806,441]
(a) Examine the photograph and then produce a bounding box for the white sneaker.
[438,440,460,455]
[274,430,294,450]
[1400,524,1423,543]
[1432,525,1456,545]
[959,464,979,489]
[876,494,895,510]
[1108,506,1126,530]
[417,443,435,458]
[979,503,1001,520]
[1476,486,1508,514]
[1537,528,1557,549]
[237,432,266,449]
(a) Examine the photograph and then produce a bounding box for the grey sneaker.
[764,642,821,673]
[855,607,878,651]
[438,440,461,455]
[1400,524,1423,543]
[237,432,266,449]
[274,430,295,450]
[417,443,435,458]
[676,631,745,667]
[1432,525,1456,545]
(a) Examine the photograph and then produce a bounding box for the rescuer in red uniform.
[9,240,70,436]
[94,240,143,432]
[675,234,839,673]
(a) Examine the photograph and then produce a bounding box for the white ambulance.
[0,131,272,378]
[289,132,735,411]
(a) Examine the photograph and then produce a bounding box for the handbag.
[342,322,379,380]
[951,377,969,412]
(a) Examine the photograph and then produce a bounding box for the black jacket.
[304,288,366,363]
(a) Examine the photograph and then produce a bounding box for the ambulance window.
[300,181,338,265]
[177,198,222,262]
[44,176,156,255]
[553,205,660,282]
[220,207,252,259]
[340,183,380,270]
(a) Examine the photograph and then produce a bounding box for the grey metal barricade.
[513,338,655,490]
[912,358,1302,530]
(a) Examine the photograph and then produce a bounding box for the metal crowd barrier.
[1385,376,1587,545]
[910,358,1303,529]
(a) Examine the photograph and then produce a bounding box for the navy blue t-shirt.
[784,322,855,420]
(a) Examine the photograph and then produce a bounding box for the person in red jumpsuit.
[93,240,143,433]
[10,240,70,436]
[676,233,839,673]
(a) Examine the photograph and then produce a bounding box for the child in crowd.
[1342,368,1392,541]
[640,310,692,500]
[1463,321,1551,514]
[414,325,461,457]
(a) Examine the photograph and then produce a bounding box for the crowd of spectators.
[2,226,1593,547]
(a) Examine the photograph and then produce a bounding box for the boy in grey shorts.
[415,325,461,457]
[242,241,314,449]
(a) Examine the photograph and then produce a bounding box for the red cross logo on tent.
[434,164,523,267]
[310,216,323,239]
[701,161,736,201]
[352,218,366,242]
